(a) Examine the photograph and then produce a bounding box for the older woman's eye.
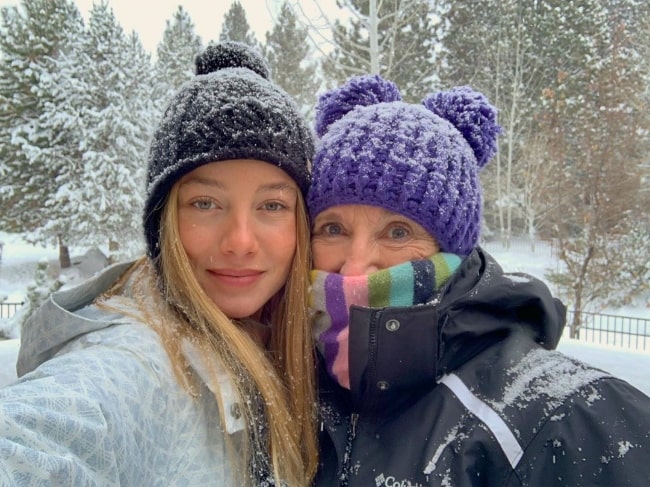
[317,223,343,236]
[327,223,345,235]
[388,226,409,239]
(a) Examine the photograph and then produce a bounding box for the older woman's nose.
[339,240,381,276]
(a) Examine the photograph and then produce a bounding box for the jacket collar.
[325,247,566,418]
[347,303,440,416]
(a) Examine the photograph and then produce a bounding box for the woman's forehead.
[316,204,406,222]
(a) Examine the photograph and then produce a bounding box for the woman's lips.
[207,269,264,287]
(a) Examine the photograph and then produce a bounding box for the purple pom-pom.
[195,41,269,79]
[423,87,502,168]
[315,74,401,137]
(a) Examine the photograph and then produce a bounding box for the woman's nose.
[219,213,258,255]
[339,240,381,276]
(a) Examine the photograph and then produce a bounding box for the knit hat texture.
[144,41,313,261]
[307,75,501,255]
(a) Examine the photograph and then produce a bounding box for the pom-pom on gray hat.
[144,41,313,261]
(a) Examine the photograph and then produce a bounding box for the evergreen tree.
[219,1,258,48]
[264,1,319,117]
[0,0,84,267]
[153,6,202,109]
[112,31,157,258]
[322,0,440,102]
[60,2,154,259]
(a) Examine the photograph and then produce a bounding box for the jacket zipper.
[339,413,359,487]
[366,311,381,398]
[338,311,381,485]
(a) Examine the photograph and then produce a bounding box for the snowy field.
[1,232,649,396]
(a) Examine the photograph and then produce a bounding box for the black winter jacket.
[315,248,650,486]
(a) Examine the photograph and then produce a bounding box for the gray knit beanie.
[143,41,313,261]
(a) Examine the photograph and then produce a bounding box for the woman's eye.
[324,223,343,236]
[263,201,286,212]
[314,223,343,236]
[388,226,409,239]
[192,199,216,210]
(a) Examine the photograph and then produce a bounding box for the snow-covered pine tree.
[115,32,157,259]
[219,1,259,48]
[321,0,440,102]
[0,0,84,268]
[264,1,319,118]
[153,6,203,110]
[57,2,153,260]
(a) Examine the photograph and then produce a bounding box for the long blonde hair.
[111,183,317,485]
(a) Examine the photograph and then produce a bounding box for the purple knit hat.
[307,75,501,255]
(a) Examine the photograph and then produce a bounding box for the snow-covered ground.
[0,339,19,387]
[0,233,62,302]
[1,233,649,395]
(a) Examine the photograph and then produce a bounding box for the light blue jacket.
[0,262,244,485]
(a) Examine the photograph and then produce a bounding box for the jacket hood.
[437,248,566,375]
[17,261,133,376]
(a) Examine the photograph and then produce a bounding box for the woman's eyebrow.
[180,175,225,189]
[258,182,297,193]
[180,177,296,194]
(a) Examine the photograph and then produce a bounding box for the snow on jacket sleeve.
[0,323,237,486]
[512,374,650,486]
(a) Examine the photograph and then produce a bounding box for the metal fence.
[0,302,24,320]
[566,310,650,351]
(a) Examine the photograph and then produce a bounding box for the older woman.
[307,74,650,486]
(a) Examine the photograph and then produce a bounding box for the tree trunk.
[59,237,71,269]
[108,239,119,264]
[368,0,379,74]
[570,245,593,338]
[570,305,581,339]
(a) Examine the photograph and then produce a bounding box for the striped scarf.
[310,253,462,389]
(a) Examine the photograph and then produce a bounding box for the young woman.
[0,42,317,486]
[307,74,650,486]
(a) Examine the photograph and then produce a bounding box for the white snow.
[494,349,609,413]
[1,234,649,396]
[0,339,19,386]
